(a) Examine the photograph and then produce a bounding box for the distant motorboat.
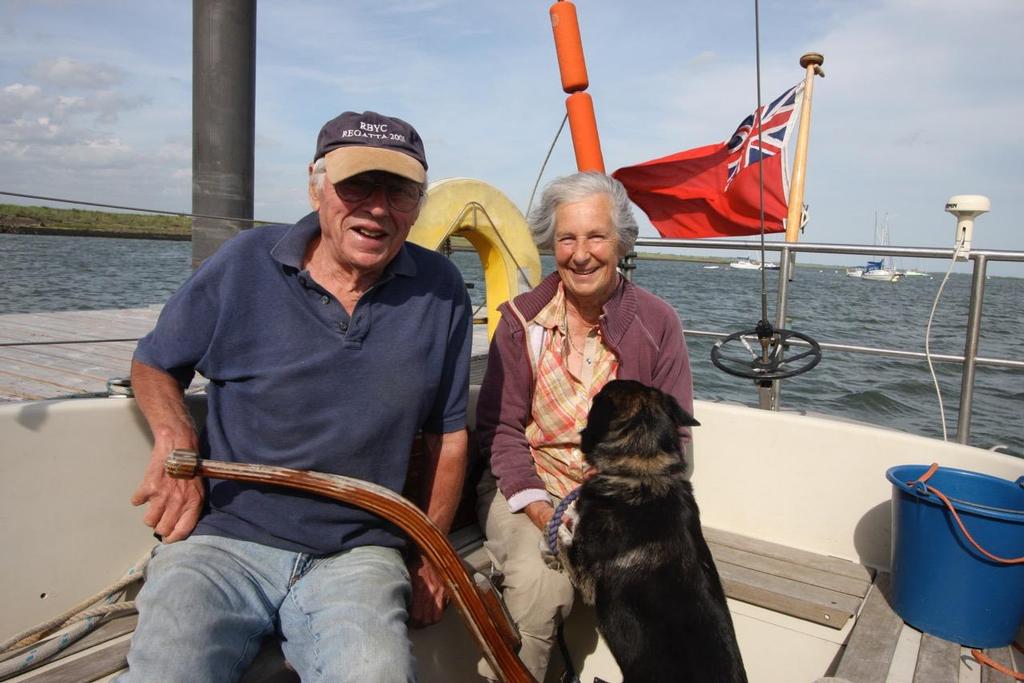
[702,264,721,270]
[845,267,864,278]
[903,269,929,277]
[729,258,763,271]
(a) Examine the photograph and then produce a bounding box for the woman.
[475,172,694,681]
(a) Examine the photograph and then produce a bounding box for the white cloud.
[0,83,45,119]
[0,81,146,132]
[29,57,123,89]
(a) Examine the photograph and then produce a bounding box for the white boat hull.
[3,395,1021,681]
[861,269,901,282]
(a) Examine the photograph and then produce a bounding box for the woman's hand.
[523,500,556,532]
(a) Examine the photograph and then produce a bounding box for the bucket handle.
[908,463,1024,565]
[970,642,1024,681]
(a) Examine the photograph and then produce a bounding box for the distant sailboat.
[849,213,902,282]
[861,259,902,282]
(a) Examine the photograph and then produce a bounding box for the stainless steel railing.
[630,238,1024,444]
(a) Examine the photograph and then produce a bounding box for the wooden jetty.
[0,308,490,402]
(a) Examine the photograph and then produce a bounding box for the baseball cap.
[313,111,427,184]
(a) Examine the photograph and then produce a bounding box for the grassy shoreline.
[0,203,191,240]
[2,202,845,268]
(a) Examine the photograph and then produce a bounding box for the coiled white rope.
[0,550,151,679]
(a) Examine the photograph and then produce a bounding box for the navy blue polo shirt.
[134,212,472,555]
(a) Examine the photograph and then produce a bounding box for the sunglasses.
[334,176,423,212]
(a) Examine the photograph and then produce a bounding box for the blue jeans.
[117,535,413,682]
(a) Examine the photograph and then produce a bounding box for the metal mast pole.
[192,0,257,269]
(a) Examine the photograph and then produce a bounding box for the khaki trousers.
[475,470,575,682]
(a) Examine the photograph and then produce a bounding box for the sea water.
[1,233,1021,456]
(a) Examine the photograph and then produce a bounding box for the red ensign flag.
[613,83,803,238]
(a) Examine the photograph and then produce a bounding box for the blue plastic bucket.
[886,464,1024,647]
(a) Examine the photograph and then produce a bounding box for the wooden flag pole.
[784,53,825,242]
[772,54,824,408]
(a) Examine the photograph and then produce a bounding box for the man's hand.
[129,360,203,543]
[408,554,447,627]
[131,440,204,542]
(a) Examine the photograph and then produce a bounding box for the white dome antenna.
[944,195,990,260]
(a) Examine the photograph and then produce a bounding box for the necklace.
[562,302,595,364]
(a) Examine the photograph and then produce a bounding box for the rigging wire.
[0,190,262,225]
[527,113,569,218]
[754,0,768,325]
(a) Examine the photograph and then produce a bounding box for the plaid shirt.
[525,284,618,496]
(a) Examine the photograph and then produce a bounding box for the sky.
[1,0,1022,276]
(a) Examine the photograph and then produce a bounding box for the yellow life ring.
[410,178,542,340]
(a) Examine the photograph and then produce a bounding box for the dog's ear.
[580,391,612,454]
[661,391,700,428]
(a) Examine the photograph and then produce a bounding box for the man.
[120,111,472,682]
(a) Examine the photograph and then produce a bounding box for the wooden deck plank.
[913,633,960,682]
[961,647,983,683]
[5,616,300,683]
[0,315,146,342]
[716,560,859,628]
[16,635,130,683]
[0,342,135,372]
[5,307,158,326]
[0,340,138,368]
[702,527,869,629]
[887,626,923,683]
[0,366,91,397]
[58,616,138,663]
[3,615,139,679]
[708,541,871,598]
[833,573,904,682]
[703,526,874,583]
[0,350,127,383]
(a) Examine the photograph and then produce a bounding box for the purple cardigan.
[476,272,694,507]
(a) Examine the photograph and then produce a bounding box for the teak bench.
[703,526,874,630]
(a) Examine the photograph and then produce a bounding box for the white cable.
[924,238,966,441]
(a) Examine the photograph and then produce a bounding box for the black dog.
[556,379,746,683]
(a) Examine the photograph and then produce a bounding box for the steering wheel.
[711,327,821,381]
